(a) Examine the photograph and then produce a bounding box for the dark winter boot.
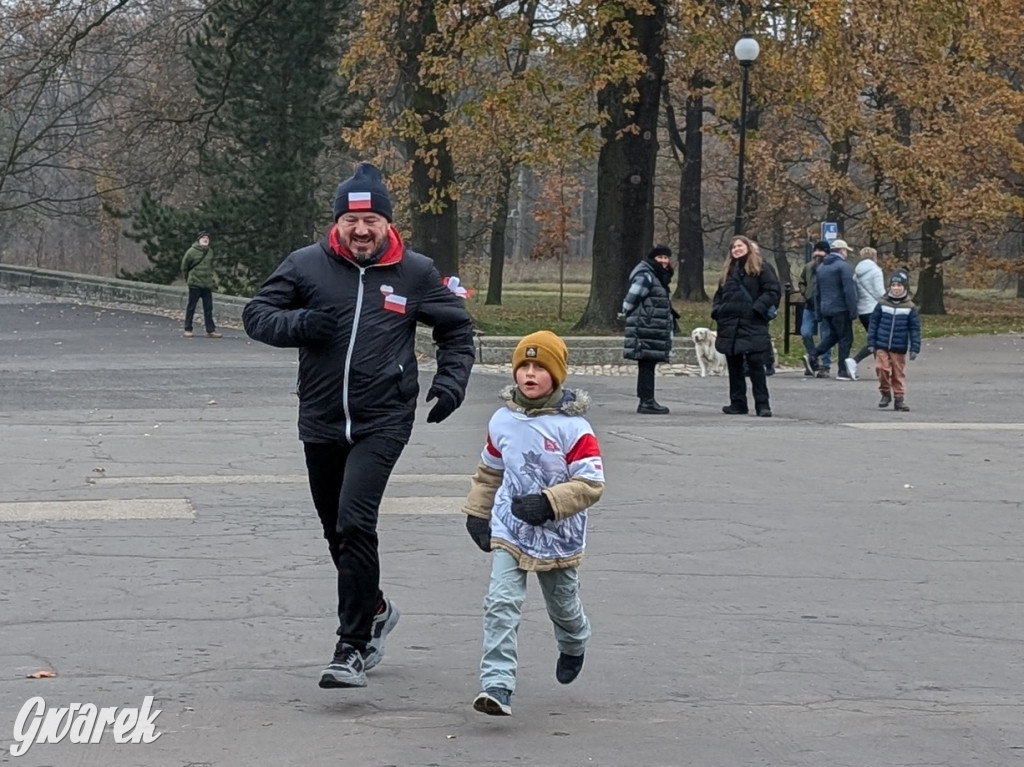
[893,397,910,412]
[556,651,585,685]
[637,399,669,415]
[878,392,892,408]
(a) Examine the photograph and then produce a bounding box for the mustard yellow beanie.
[512,330,569,388]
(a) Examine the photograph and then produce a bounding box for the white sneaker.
[844,357,858,380]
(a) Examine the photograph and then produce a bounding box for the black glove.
[510,493,554,525]
[465,516,491,552]
[426,386,457,423]
[670,306,681,320]
[301,307,339,342]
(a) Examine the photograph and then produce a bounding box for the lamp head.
[734,35,760,65]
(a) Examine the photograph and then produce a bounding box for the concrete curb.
[0,263,696,365]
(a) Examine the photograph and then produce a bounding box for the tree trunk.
[916,216,947,314]
[771,219,792,287]
[398,0,459,277]
[826,129,852,229]
[575,0,667,332]
[405,120,459,277]
[674,91,708,301]
[485,164,514,305]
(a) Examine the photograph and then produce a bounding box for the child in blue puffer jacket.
[867,270,922,411]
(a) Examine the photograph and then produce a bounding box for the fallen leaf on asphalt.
[208,400,217,405]
[904,484,914,489]
[26,670,57,679]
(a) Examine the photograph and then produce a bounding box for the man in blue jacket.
[803,239,859,380]
[243,163,476,689]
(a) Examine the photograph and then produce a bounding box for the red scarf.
[329,225,404,267]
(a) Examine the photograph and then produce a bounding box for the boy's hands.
[910,352,918,361]
[510,494,554,525]
[465,516,491,552]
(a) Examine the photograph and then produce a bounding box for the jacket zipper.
[342,267,367,443]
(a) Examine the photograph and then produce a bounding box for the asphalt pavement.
[1,291,1023,766]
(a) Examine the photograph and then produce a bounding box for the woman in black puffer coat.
[710,236,781,417]
[621,245,678,414]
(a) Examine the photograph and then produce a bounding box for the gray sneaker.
[362,598,400,671]
[473,687,513,716]
[319,642,366,688]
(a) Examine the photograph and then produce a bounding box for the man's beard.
[348,239,381,261]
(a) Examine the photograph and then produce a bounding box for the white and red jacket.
[463,387,605,571]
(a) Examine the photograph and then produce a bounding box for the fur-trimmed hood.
[499,385,591,416]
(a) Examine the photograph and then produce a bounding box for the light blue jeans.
[480,549,591,692]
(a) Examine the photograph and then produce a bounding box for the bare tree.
[0,0,206,271]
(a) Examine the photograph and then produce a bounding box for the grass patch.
[467,291,591,336]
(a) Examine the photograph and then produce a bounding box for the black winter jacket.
[243,232,475,444]
[711,258,781,357]
[621,260,674,362]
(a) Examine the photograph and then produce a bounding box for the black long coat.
[711,257,781,357]
[621,260,674,362]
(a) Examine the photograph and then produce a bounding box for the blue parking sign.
[822,222,839,243]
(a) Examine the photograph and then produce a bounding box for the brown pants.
[874,350,907,397]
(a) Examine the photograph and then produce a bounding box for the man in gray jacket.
[803,239,858,380]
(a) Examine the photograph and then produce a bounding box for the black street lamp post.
[733,34,760,236]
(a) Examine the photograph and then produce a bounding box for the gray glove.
[465,516,491,552]
[909,352,918,361]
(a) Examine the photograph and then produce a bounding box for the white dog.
[690,327,726,377]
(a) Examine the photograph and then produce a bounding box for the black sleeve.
[242,256,310,348]
[753,264,781,317]
[414,266,476,405]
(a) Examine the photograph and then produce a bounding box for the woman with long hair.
[710,236,781,417]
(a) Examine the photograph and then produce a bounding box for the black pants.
[636,359,658,401]
[726,352,769,412]
[853,313,872,363]
[813,313,853,363]
[304,433,406,649]
[185,287,215,333]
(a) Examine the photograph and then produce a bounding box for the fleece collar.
[500,385,591,416]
